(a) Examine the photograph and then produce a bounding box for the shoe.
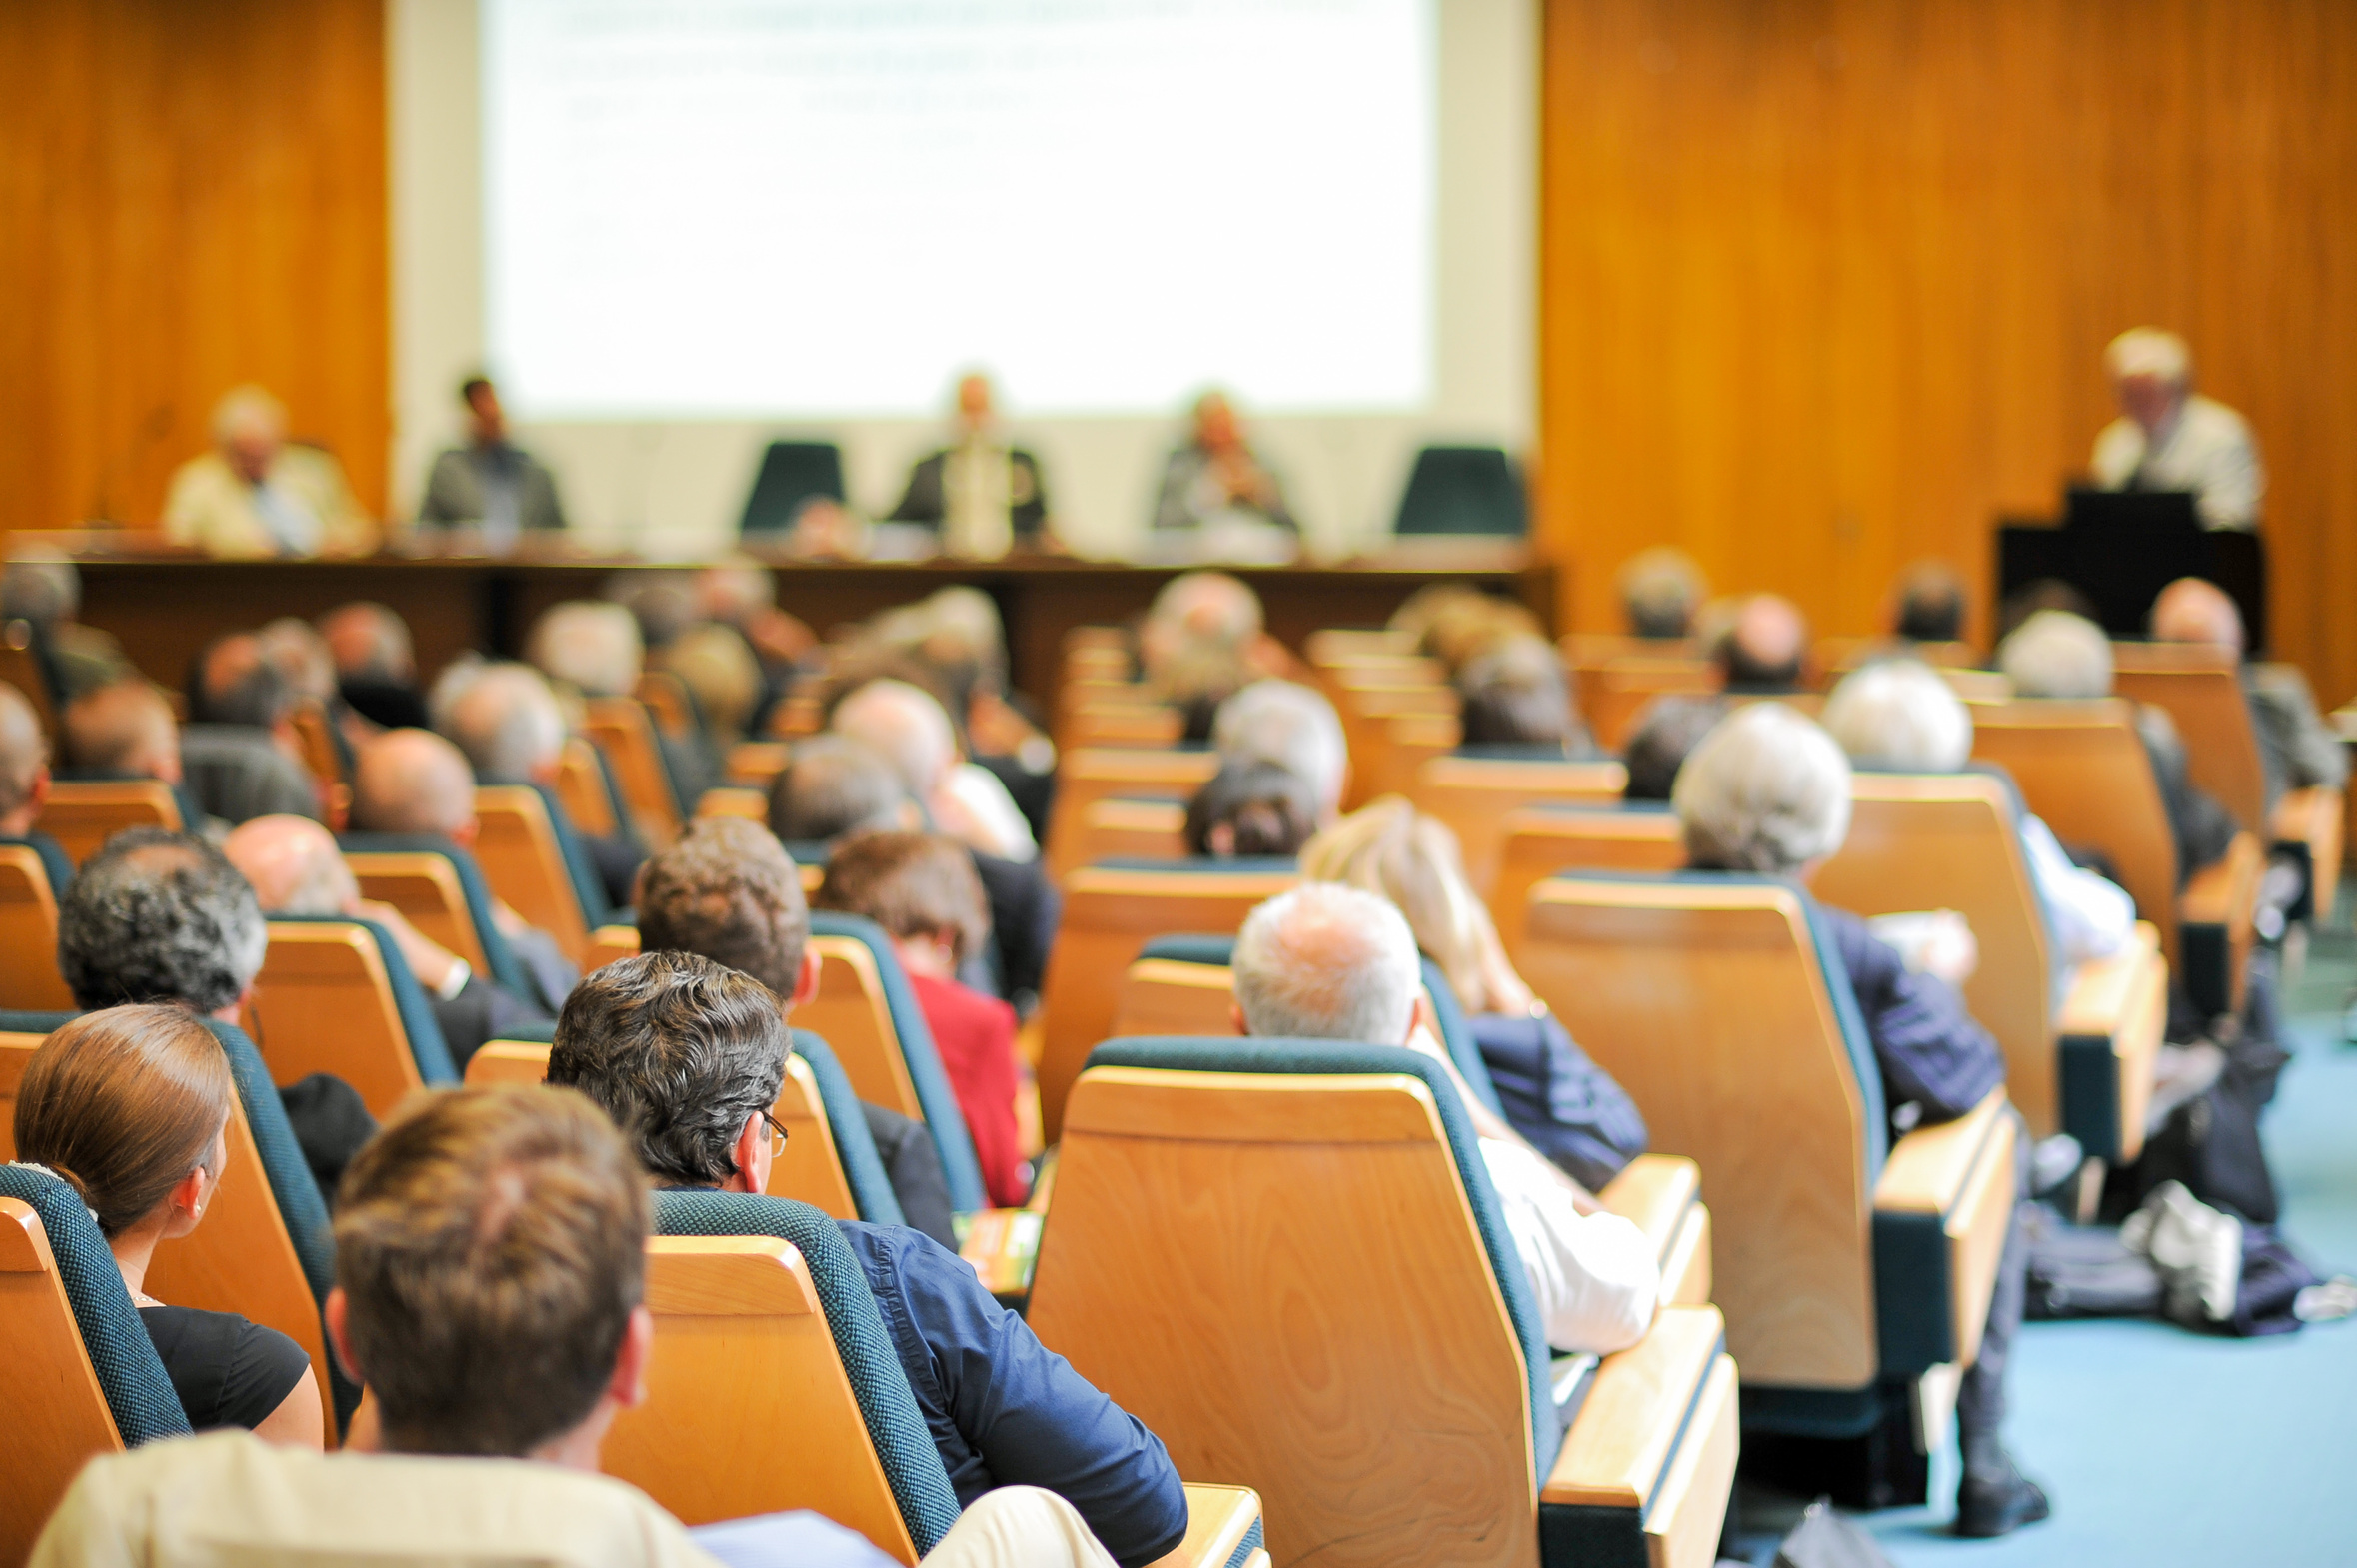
[1954,1453,2052,1538]
[2130,1181,2242,1322]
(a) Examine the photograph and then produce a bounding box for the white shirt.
[2090,394,2264,530]
[2018,812,2136,1009]
[940,762,1038,862]
[1478,1138,1659,1355]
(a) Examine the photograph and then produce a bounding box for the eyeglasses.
[760,1109,790,1159]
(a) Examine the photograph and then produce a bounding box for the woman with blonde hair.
[1299,796,1646,1190]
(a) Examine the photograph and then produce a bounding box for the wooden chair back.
[583,696,684,851]
[1061,701,1183,752]
[726,741,793,789]
[586,923,641,973]
[1036,864,1296,1143]
[473,784,594,963]
[246,923,424,1119]
[0,1034,338,1443]
[2110,649,2267,831]
[555,737,621,839]
[1815,638,1979,677]
[695,786,770,821]
[603,1237,918,1563]
[346,851,489,971]
[38,779,182,866]
[797,936,922,1120]
[635,671,698,741]
[1413,756,1627,897]
[288,703,344,786]
[1579,658,1717,752]
[764,691,824,741]
[1332,681,1459,806]
[0,1196,123,1566]
[1071,798,1188,868]
[1045,749,1219,884]
[1968,701,2180,957]
[1029,1065,1536,1568]
[1488,807,1683,943]
[463,1040,554,1088]
[0,845,73,1011]
[1807,775,2058,1136]
[0,627,58,743]
[1110,958,1240,1040]
[1515,876,1877,1390]
[1303,627,1417,663]
[1561,632,1697,667]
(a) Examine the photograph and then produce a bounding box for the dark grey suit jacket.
[419,445,568,534]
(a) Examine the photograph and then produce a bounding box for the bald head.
[351,729,478,837]
[0,683,50,828]
[320,602,415,684]
[223,814,357,916]
[63,681,179,784]
[444,663,567,784]
[1719,595,1808,691]
[831,680,955,796]
[2149,578,2244,659]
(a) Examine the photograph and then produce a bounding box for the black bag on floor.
[2110,953,2288,1225]
[2022,1205,2163,1320]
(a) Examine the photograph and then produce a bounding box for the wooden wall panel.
[1540,0,2357,705]
[0,0,388,534]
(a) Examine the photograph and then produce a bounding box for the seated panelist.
[2090,328,2263,531]
[887,373,1050,560]
[546,952,1190,1566]
[1672,702,2048,1538]
[1151,391,1295,541]
[33,1084,1127,1568]
[417,375,569,551]
[1231,883,1660,1354]
[163,386,376,560]
[12,1004,325,1447]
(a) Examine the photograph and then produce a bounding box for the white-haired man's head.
[1674,702,1852,875]
[2105,328,2191,434]
[445,663,568,784]
[212,385,288,484]
[1211,680,1348,818]
[528,601,644,699]
[1997,610,2113,701]
[1821,660,1973,774]
[831,679,956,797]
[1233,883,1420,1046]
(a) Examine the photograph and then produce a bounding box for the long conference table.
[53,538,1555,705]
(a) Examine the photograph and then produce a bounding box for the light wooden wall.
[0,0,389,534]
[1539,0,2357,704]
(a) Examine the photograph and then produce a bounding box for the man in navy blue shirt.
[546,947,1186,1567]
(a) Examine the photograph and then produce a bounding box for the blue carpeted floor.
[1849,916,2357,1566]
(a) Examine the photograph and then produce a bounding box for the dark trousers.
[1958,1106,2033,1440]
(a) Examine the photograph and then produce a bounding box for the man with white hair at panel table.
[2090,327,2264,531]
[163,385,377,559]
[1229,882,1659,1355]
[1209,679,1350,827]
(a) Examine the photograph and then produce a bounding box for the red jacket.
[909,972,1028,1208]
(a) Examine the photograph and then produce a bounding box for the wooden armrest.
[1599,1153,1711,1306]
[957,1209,1043,1299]
[1151,1484,1264,1568]
[1543,1305,1725,1506]
[2269,784,2341,845]
[1875,1089,2009,1216]
[2055,924,2167,1163]
[2180,830,2261,926]
[2054,922,2160,1038]
[1875,1089,2017,1367]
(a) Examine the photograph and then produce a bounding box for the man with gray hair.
[1230,882,1658,1355]
[833,678,1035,863]
[1614,547,1707,641]
[1210,680,1348,823]
[1673,702,2047,1536]
[2090,327,2262,531]
[767,735,919,843]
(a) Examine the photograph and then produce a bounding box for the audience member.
[1417,593,1543,676]
[1715,594,1809,693]
[56,829,376,1202]
[2150,576,2347,810]
[1231,884,1658,1353]
[768,735,918,843]
[834,678,1034,862]
[888,372,1051,558]
[35,1083,1125,1568]
[318,601,430,732]
[441,660,643,908]
[1140,571,1263,677]
[11,1004,323,1445]
[1182,760,1319,859]
[1455,635,1597,755]
[223,813,548,1070]
[1822,660,2134,997]
[1299,799,1648,1191]
[348,728,580,1010]
[2091,328,2262,531]
[59,679,210,835]
[1620,696,1726,802]
[1998,610,2237,880]
[528,597,717,809]
[1673,702,2045,1536]
[1210,680,1348,823]
[417,374,570,547]
[1152,391,1295,541]
[1891,561,1969,646]
[3,547,130,698]
[180,632,321,824]
[548,953,1186,1563]
[162,386,375,559]
[1615,548,1707,640]
[634,818,956,1246]
[0,680,66,885]
[815,832,1027,1209]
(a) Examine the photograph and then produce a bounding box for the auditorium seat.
[462,1039,552,1088]
[586,923,641,972]
[582,695,685,851]
[1814,638,1981,677]
[1570,657,1718,753]
[1301,627,1416,665]
[343,846,491,972]
[1970,699,2261,1015]
[1068,797,1188,869]
[1490,805,1683,941]
[555,736,623,838]
[1515,874,2018,1463]
[1326,672,1458,807]
[635,670,700,745]
[1413,755,1627,897]
[287,702,344,789]
[473,784,595,964]
[736,439,847,536]
[37,779,182,866]
[1035,860,1298,1143]
[245,918,460,1118]
[1044,749,1218,884]
[725,740,792,789]
[1806,772,2167,1161]
[1392,444,1528,537]
[0,628,60,743]
[694,785,770,821]
[0,844,74,1011]
[1028,1038,1734,1568]
[1060,700,1183,751]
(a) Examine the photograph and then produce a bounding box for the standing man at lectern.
[417,375,569,551]
[2089,328,2264,531]
[887,372,1051,558]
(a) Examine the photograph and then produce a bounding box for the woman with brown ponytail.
[12,1004,323,1446]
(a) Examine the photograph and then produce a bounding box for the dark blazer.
[1820,904,2007,1138]
[970,847,1059,1008]
[888,448,1049,541]
[419,445,568,534]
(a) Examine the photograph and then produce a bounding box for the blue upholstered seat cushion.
[1079,1034,1563,1482]
[265,915,459,1087]
[0,1163,191,1445]
[0,831,78,902]
[335,832,531,995]
[201,1019,338,1303]
[808,912,987,1214]
[791,1029,905,1226]
[652,1189,960,1554]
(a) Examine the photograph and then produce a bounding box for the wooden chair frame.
[1045,749,1219,885]
[0,844,74,1011]
[473,784,594,964]
[346,850,489,971]
[38,780,182,867]
[1414,756,1628,898]
[246,922,425,1120]
[0,1196,123,1566]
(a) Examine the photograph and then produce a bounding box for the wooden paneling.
[1540,0,2357,707]
[0,0,389,532]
